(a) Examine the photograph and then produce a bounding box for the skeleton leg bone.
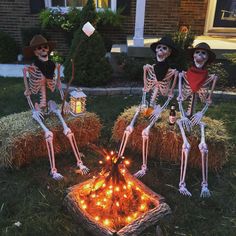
[118,107,141,157]
[199,122,210,198]
[177,119,192,196]
[48,100,89,175]
[32,109,63,180]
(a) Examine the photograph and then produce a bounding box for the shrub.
[169,27,195,71]
[0,31,18,63]
[223,53,236,64]
[63,0,112,87]
[207,62,229,88]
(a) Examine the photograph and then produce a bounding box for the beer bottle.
[169,105,176,126]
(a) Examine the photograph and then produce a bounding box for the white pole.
[133,0,146,47]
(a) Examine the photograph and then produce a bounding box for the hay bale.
[0,111,102,168]
[112,106,230,171]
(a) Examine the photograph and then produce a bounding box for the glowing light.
[124,194,127,198]
[124,160,130,165]
[116,202,120,207]
[140,204,147,211]
[115,186,120,192]
[82,204,87,209]
[121,169,126,174]
[102,183,106,188]
[95,216,100,221]
[96,201,101,206]
[91,194,96,198]
[106,155,110,160]
[99,160,103,164]
[110,151,114,155]
[109,185,113,189]
[123,185,127,189]
[80,200,85,204]
[126,216,132,222]
[104,219,110,226]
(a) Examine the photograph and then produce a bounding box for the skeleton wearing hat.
[118,37,178,178]
[23,35,89,180]
[177,42,218,197]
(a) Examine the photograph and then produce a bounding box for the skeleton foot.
[77,162,89,175]
[179,183,192,196]
[200,183,211,198]
[134,165,147,178]
[50,171,63,180]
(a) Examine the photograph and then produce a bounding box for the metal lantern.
[70,89,87,116]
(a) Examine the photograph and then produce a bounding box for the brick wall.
[179,0,208,34]
[0,0,208,56]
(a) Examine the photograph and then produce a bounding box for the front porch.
[111,35,236,59]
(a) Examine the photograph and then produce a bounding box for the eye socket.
[162,46,168,50]
[157,45,162,49]
[36,45,49,50]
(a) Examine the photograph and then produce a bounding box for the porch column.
[133,0,146,47]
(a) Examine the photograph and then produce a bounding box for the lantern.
[70,89,87,116]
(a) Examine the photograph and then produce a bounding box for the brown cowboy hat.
[188,42,216,64]
[23,34,56,59]
[150,36,178,57]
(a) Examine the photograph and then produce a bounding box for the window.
[45,0,116,11]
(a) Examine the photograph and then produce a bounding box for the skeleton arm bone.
[191,75,218,126]
[168,69,178,98]
[23,67,34,110]
[177,72,191,131]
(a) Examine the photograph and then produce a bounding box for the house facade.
[0,0,234,55]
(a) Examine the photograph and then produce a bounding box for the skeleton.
[23,36,89,180]
[118,39,178,178]
[177,43,217,197]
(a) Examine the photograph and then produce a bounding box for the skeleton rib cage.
[25,65,57,109]
[144,65,176,105]
[180,72,217,116]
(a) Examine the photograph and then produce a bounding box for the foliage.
[207,62,229,88]
[63,0,112,87]
[114,53,153,81]
[49,51,65,64]
[39,7,82,32]
[223,53,236,64]
[170,26,195,71]
[39,7,124,32]
[0,31,18,63]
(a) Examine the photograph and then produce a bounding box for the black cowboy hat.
[188,42,216,64]
[150,36,178,57]
[23,35,56,59]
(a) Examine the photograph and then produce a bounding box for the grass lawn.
[0,77,236,236]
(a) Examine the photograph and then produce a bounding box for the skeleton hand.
[149,105,162,123]
[32,109,44,122]
[180,116,191,132]
[191,111,203,126]
[77,162,90,175]
[179,183,192,196]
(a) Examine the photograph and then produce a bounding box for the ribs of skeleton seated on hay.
[0,111,102,168]
[112,106,230,171]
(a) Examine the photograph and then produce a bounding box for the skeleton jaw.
[193,50,208,69]
[155,44,171,62]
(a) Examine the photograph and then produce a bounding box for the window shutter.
[30,0,45,14]
[117,0,131,16]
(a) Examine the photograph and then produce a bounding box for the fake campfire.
[64,150,171,236]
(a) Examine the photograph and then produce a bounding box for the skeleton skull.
[155,44,172,62]
[193,49,209,69]
[34,45,49,62]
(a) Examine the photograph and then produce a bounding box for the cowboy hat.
[150,36,178,57]
[23,34,56,59]
[188,42,216,64]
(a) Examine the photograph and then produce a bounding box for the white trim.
[44,0,116,12]
[133,0,146,47]
[204,0,236,36]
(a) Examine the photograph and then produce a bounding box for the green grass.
[0,77,236,236]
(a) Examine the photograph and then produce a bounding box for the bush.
[207,62,229,88]
[63,0,112,87]
[170,26,195,71]
[0,31,18,63]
